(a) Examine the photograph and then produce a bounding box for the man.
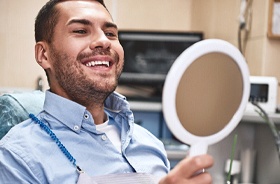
[0,0,213,183]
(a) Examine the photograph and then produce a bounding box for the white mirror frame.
[162,39,250,156]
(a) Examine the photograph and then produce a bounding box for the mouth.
[84,60,110,68]
[81,54,114,69]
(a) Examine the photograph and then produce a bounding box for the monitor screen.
[117,31,203,101]
[249,84,269,102]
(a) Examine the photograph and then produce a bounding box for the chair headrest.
[0,90,44,139]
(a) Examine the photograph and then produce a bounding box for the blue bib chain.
[29,114,83,173]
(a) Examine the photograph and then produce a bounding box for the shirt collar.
[43,90,132,130]
[104,91,130,114]
[43,91,87,130]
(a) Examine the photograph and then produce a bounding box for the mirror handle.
[189,142,208,157]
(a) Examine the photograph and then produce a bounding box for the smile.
[85,61,110,67]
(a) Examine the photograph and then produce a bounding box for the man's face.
[47,1,124,104]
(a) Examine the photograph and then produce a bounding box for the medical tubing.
[29,113,77,166]
[251,102,280,160]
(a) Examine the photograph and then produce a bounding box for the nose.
[89,31,111,50]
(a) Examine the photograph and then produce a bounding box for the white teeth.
[85,61,109,67]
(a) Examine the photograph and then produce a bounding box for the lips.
[85,61,110,67]
[81,55,114,68]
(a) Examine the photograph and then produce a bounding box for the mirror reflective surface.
[176,52,243,136]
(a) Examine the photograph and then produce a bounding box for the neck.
[87,104,107,125]
[49,88,108,125]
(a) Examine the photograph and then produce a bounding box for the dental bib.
[77,172,160,184]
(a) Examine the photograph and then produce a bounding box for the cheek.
[68,45,84,59]
[116,44,124,64]
[55,37,86,58]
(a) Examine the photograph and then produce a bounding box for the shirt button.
[101,134,107,141]
[73,125,80,131]
[84,114,89,119]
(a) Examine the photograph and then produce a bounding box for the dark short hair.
[35,0,107,43]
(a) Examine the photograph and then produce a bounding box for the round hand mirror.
[162,39,250,157]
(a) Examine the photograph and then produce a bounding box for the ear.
[35,42,51,69]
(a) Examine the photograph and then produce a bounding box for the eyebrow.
[66,19,118,29]
[104,22,118,29]
[67,19,92,26]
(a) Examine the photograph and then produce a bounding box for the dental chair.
[0,90,44,139]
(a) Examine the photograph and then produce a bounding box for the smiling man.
[0,0,213,183]
[35,0,124,126]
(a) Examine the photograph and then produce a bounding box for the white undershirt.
[96,118,122,153]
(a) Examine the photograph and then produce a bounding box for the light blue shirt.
[0,91,169,183]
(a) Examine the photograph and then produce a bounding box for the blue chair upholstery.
[0,90,44,139]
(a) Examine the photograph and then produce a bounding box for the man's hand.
[159,154,214,184]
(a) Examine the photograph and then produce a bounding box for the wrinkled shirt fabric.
[0,91,169,184]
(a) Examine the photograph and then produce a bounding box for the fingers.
[189,172,212,184]
[175,154,214,177]
[159,154,214,184]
